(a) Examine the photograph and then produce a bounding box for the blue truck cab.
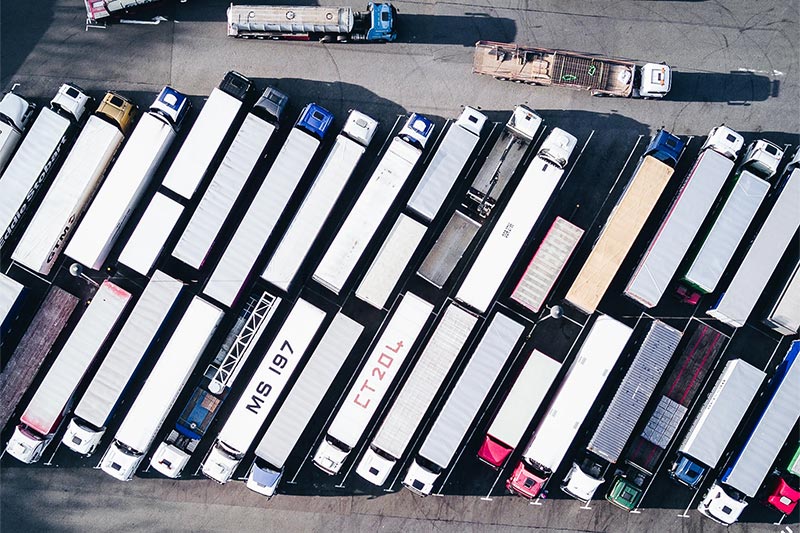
[670,454,707,488]
[150,86,191,131]
[398,113,435,150]
[645,129,684,167]
[367,3,397,42]
[296,103,334,141]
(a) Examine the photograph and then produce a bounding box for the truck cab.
[507,104,543,141]
[365,3,397,42]
[149,86,191,130]
[402,458,440,496]
[741,139,784,179]
[62,418,105,455]
[356,446,397,486]
[253,87,288,126]
[455,106,487,137]
[312,436,350,475]
[100,441,142,481]
[218,70,254,101]
[669,453,707,488]
[703,125,744,161]
[342,110,379,147]
[605,471,645,511]
[561,461,605,502]
[150,443,191,478]
[538,128,578,169]
[95,92,137,134]
[697,481,748,525]
[51,83,92,123]
[6,425,50,464]
[398,113,434,150]
[296,103,334,141]
[0,91,34,133]
[202,441,241,483]
[246,458,283,497]
[645,129,684,167]
[635,63,672,99]
[506,461,548,499]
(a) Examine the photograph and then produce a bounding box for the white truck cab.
[6,426,49,464]
[741,139,784,179]
[698,482,748,525]
[51,83,91,122]
[561,463,605,502]
[62,419,104,455]
[245,459,282,497]
[703,125,745,161]
[397,113,434,150]
[507,104,543,140]
[312,437,349,475]
[0,90,35,170]
[99,441,142,481]
[538,128,578,169]
[402,459,439,496]
[455,106,488,137]
[149,86,190,129]
[149,442,190,478]
[201,443,240,484]
[637,63,672,98]
[355,447,397,486]
[342,110,379,146]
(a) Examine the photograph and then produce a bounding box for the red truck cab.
[506,462,547,498]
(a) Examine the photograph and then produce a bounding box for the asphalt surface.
[1,1,799,532]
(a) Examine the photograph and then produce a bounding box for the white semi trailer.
[0,90,35,173]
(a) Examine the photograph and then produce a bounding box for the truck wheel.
[320,35,334,43]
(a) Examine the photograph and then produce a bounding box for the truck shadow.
[668,71,777,103]
[396,14,516,46]
[0,0,56,88]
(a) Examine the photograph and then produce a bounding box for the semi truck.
[161,72,252,200]
[669,359,764,489]
[707,168,800,328]
[560,321,682,502]
[418,105,542,288]
[505,315,632,500]
[117,193,183,276]
[62,271,183,455]
[682,140,784,295]
[246,313,364,497]
[406,107,487,222]
[204,103,334,307]
[0,273,24,333]
[356,214,427,309]
[5,281,131,464]
[764,262,800,335]
[356,303,478,486]
[262,110,379,291]
[11,92,137,276]
[0,286,79,431]
[227,4,397,43]
[313,292,433,475]
[511,217,584,314]
[624,126,744,308]
[66,86,190,271]
[150,291,281,478]
[0,83,90,249]
[172,87,288,270]
[698,341,800,525]
[473,41,672,98]
[201,299,325,483]
[0,89,35,172]
[477,350,561,468]
[312,114,433,295]
[403,312,525,496]
[456,128,578,314]
[100,297,222,481]
[565,130,684,315]
[605,323,726,511]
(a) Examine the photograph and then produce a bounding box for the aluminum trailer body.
[5,281,131,464]
[625,142,740,308]
[406,108,487,222]
[62,271,183,455]
[0,286,79,431]
[226,3,397,42]
[707,169,800,328]
[162,72,252,199]
[566,131,684,314]
[201,299,325,483]
[100,297,222,481]
[0,84,90,248]
[172,87,287,269]
[117,193,183,276]
[670,359,764,488]
[457,128,577,313]
[403,312,525,496]
[511,217,583,313]
[261,110,379,291]
[506,315,632,499]
[606,323,726,511]
[313,292,433,475]
[683,170,771,293]
[473,41,672,98]
[561,321,681,502]
[356,303,478,486]
[246,313,364,497]
[699,341,800,525]
[149,291,281,478]
[764,262,800,335]
[11,93,136,275]
[0,273,24,331]
[417,210,480,288]
[477,350,561,468]
[356,214,427,309]
[312,114,434,295]
[66,87,189,270]
[204,103,333,307]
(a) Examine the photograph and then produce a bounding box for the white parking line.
[678,488,700,518]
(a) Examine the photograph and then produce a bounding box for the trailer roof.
[419,312,524,468]
[766,262,800,334]
[119,193,183,276]
[0,273,24,326]
[418,210,480,288]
